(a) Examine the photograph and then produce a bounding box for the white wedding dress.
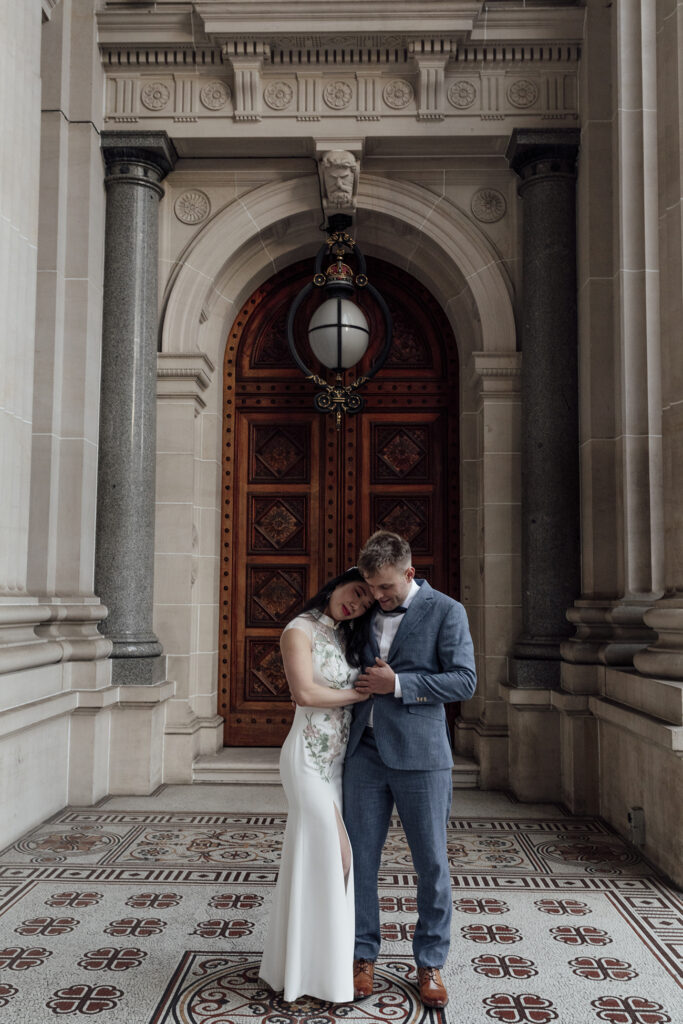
[260,611,357,1004]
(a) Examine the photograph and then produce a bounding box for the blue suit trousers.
[343,729,452,967]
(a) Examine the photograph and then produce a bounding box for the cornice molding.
[97,2,584,52]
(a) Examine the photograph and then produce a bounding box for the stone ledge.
[604,667,683,727]
[0,681,176,741]
[589,696,683,753]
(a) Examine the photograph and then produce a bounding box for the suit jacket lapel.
[387,581,432,662]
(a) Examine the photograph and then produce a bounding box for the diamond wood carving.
[246,641,289,701]
[249,425,309,483]
[374,426,429,481]
[248,568,306,627]
[373,497,430,552]
[250,497,307,553]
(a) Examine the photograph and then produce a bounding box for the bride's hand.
[348,688,370,702]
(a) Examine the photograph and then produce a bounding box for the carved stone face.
[321,150,357,205]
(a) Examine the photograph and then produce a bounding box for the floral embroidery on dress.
[297,612,356,782]
[303,709,351,783]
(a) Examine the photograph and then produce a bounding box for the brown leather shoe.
[353,958,375,1000]
[417,967,448,1008]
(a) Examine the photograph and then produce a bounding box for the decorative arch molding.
[159,174,516,366]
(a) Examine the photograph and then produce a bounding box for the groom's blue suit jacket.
[346,579,477,771]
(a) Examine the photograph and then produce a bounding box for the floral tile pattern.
[0,806,679,1022]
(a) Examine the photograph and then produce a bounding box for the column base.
[511,637,564,688]
[563,600,657,667]
[634,598,683,681]
[111,653,166,686]
[500,683,562,802]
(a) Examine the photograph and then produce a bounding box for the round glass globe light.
[307,297,370,370]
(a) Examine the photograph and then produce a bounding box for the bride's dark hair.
[298,567,374,668]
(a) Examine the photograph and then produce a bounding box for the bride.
[259,568,375,1004]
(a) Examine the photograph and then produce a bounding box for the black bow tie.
[377,606,408,616]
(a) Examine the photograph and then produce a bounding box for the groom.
[343,530,476,1008]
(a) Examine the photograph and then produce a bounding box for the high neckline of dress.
[317,611,343,630]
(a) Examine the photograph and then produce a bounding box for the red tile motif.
[77,948,147,971]
[0,983,18,1006]
[379,895,418,913]
[103,918,166,937]
[18,829,118,862]
[45,891,102,908]
[208,892,264,910]
[472,955,538,979]
[46,984,124,1015]
[535,898,591,915]
[463,924,522,943]
[381,922,416,941]
[0,946,53,970]
[125,892,181,908]
[569,957,638,981]
[191,918,255,938]
[591,995,672,1023]
[454,897,510,914]
[551,926,612,946]
[15,917,78,936]
[534,838,639,872]
[483,992,558,1022]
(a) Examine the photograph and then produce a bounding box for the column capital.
[101,131,178,179]
[506,128,580,183]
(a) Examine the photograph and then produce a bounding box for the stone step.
[193,747,480,787]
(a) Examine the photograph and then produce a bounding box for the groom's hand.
[355,657,396,694]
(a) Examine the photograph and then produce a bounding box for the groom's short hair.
[358,531,412,575]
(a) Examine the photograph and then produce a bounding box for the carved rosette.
[383,79,414,109]
[323,80,353,109]
[140,82,170,111]
[174,190,211,225]
[264,81,294,110]
[471,188,507,224]
[447,80,477,109]
[200,81,231,110]
[507,79,539,108]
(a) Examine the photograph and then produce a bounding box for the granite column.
[506,129,581,688]
[95,132,177,684]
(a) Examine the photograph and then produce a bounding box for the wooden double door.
[219,258,459,746]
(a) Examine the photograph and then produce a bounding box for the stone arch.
[160,174,517,367]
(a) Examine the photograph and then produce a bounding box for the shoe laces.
[419,967,441,982]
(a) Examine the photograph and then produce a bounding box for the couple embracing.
[260,530,477,1007]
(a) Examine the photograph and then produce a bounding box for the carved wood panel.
[219,256,459,746]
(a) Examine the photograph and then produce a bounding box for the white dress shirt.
[367,578,419,727]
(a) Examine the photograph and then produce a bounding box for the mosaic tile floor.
[0,789,680,1023]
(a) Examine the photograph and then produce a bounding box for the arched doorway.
[218,257,460,746]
